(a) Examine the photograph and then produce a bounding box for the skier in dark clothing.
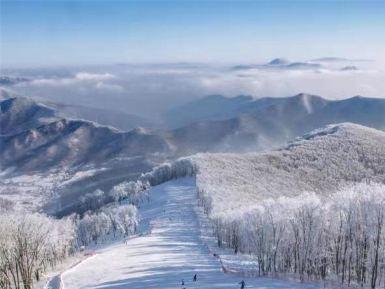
[193,274,197,281]
[181,279,185,286]
[239,280,246,289]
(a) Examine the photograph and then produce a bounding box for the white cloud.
[7,62,385,119]
[26,72,115,87]
[75,72,115,81]
[198,66,385,100]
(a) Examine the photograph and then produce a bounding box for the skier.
[181,279,185,286]
[239,280,246,289]
[193,273,197,281]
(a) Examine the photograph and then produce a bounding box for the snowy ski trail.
[62,178,328,289]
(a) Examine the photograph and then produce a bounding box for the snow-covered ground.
[0,168,99,212]
[62,178,329,289]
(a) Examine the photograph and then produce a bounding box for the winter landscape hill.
[0,96,57,135]
[165,93,385,152]
[181,123,385,288]
[2,92,385,215]
[4,93,385,175]
[0,96,172,214]
[192,123,385,218]
[0,88,156,131]
[1,117,170,171]
[2,94,385,288]
[0,96,171,171]
[55,123,385,289]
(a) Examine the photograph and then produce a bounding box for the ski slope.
[62,178,327,289]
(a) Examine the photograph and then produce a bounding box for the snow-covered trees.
[0,213,74,289]
[79,189,107,212]
[109,181,149,205]
[74,157,197,214]
[140,158,197,187]
[0,157,197,289]
[193,124,385,219]
[191,124,385,287]
[0,197,14,212]
[0,204,138,288]
[76,204,138,246]
[201,183,385,288]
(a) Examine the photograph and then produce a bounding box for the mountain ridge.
[164,93,385,153]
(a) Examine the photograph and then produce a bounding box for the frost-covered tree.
[75,203,138,246]
[0,213,74,289]
[198,183,385,288]
[79,189,107,212]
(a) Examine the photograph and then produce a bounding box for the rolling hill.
[165,93,385,152]
[192,123,385,218]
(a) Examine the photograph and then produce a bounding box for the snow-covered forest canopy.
[193,124,385,288]
[194,123,385,218]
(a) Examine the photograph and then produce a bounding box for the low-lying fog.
[2,58,385,120]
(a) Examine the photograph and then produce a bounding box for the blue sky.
[1,0,385,68]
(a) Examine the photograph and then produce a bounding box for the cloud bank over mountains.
[2,58,385,119]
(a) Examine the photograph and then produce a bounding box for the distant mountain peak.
[297,93,315,113]
[288,93,329,113]
[268,58,290,65]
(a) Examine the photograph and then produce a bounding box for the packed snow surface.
[62,178,325,289]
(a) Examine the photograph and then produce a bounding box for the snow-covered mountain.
[163,94,254,128]
[2,92,385,215]
[0,97,171,172]
[0,87,156,131]
[185,123,385,287]
[4,93,385,172]
[165,93,385,152]
[0,96,172,214]
[1,118,171,172]
[164,93,330,129]
[0,97,57,135]
[192,123,385,218]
